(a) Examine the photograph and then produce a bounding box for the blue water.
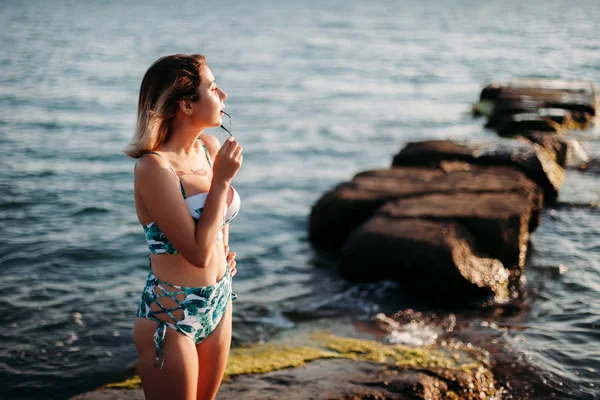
[1,0,599,398]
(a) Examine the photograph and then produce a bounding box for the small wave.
[0,200,36,210]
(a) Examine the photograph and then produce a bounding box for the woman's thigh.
[133,318,199,400]
[195,299,233,400]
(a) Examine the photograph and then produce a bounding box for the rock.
[474,79,598,133]
[578,157,600,174]
[340,216,510,302]
[486,109,574,134]
[309,163,543,249]
[77,333,500,400]
[514,131,569,167]
[219,358,491,400]
[71,390,143,400]
[391,139,564,203]
[220,333,499,400]
[379,191,537,269]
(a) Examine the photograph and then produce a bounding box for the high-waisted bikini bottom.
[136,263,237,369]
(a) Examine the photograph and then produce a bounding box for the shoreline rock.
[71,332,500,400]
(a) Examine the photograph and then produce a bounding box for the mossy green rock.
[100,332,498,399]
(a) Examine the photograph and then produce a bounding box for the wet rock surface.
[218,358,496,400]
[391,139,563,203]
[379,191,536,269]
[72,333,500,400]
[309,139,551,300]
[513,132,569,167]
[578,157,600,174]
[340,217,509,302]
[309,163,543,250]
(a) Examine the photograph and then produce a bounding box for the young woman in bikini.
[124,53,242,400]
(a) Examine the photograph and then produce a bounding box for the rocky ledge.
[72,333,500,400]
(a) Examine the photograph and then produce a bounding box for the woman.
[124,54,242,400]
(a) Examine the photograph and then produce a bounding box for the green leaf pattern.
[142,207,207,254]
[136,269,236,345]
[143,222,178,254]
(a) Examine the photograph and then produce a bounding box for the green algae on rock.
[104,331,495,397]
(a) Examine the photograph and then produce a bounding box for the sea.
[0,0,599,398]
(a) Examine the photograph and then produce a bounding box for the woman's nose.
[219,88,227,101]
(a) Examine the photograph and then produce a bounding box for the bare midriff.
[150,241,227,287]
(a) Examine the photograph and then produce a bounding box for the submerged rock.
[391,139,563,203]
[577,157,600,174]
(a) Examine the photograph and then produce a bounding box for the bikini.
[135,140,240,369]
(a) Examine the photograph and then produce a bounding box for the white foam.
[385,323,439,347]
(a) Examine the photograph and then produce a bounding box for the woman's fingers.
[228,259,237,277]
[227,251,237,263]
[226,138,238,153]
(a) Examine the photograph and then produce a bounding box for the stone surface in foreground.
[218,358,494,400]
[72,333,499,400]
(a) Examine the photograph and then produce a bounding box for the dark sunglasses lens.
[220,111,232,136]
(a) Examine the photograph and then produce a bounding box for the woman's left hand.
[224,245,237,277]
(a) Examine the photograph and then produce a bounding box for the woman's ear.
[178,99,193,116]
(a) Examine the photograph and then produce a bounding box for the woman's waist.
[149,253,228,288]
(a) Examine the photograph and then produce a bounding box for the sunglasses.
[220,111,232,136]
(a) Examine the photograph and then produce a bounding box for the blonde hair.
[123,54,207,158]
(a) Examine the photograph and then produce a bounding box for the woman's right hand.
[212,137,243,184]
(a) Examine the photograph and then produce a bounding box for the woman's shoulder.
[134,152,176,182]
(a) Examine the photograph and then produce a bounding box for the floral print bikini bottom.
[136,260,237,369]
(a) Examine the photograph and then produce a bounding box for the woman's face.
[190,66,227,129]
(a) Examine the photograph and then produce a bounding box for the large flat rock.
[309,163,542,249]
[391,139,563,203]
[379,191,537,269]
[340,217,509,301]
[218,358,493,400]
[72,333,499,400]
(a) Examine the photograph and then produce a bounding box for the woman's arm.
[222,224,229,248]
[201,133,232,250]
[136,137,241,268]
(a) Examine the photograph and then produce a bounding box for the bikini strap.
[197,138,213,169]
[137,152,187,198]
